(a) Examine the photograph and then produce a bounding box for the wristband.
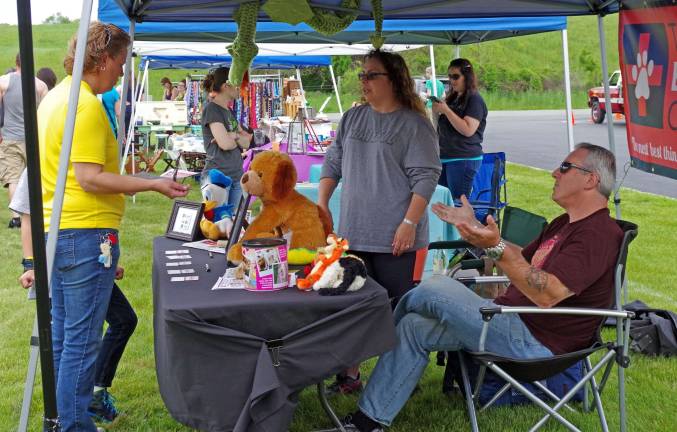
[22,257,34,271]
[403,218,417,227]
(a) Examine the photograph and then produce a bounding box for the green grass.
[1,163,675,431]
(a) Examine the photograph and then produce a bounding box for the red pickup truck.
[587,70,624,123]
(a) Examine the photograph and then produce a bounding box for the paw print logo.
[631,50,654,101]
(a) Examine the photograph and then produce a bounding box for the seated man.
[342,143,623,432]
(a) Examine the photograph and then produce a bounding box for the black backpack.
[629,308,677,356]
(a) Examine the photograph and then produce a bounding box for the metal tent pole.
[328,64,343,116]
[18,318,40,432]
[18,0,93,428]
[455,44,461,59]
[562,29,575,151]
[429,45,438,97]
[118,20,135,154]
[296,68,310,120]
[597,15,621,219]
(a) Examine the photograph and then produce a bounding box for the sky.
[2,0,99,25]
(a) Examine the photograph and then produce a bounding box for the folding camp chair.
[455,220,638,432]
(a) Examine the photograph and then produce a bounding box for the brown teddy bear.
[227,151,332,264]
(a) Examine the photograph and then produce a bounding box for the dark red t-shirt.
[495,208,623,355]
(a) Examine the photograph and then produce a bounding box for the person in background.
[200,66,252,210]
[422,66,445,128]
[39,23,188,432]
[320,49,441,395]
[0,53,48,228]
[175,79,187,101]
[37,67,57,91]
[431,58,487,201]
[101,86,121,139]
[160,76,177,101]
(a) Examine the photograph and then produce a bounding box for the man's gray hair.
[575,142,616,198]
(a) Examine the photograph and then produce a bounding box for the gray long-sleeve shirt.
[321,104,441,253]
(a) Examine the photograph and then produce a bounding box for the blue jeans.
[358,276,552,427]
[51,229,120,432]
[440,158,482,201]
[94,283,137,388]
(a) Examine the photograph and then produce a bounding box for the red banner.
[620,2,677,180]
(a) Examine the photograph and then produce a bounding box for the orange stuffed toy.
[227,151,332,263]
[297,234,349,291]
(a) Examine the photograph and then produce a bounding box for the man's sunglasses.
[358,72,389,81]
[559,161,593,174]
[448,73,462,81]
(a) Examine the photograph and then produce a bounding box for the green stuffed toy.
[227,1,260,87]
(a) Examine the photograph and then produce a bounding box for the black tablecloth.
[152,237,397,432]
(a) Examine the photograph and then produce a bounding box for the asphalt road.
[327,109,675,198]
[482,109,675,199]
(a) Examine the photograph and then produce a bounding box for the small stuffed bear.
[227,151,332,263]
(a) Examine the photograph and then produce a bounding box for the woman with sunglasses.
[200,67,252,210]
[320,50,441,395]
[38,23,188,431]
[431,58,488,201]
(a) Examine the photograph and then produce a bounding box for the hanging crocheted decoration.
[369,0,385,49]
[227,1,259,87]
[262,0,313,25]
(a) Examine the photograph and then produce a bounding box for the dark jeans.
[94,282,138,388]
[350,250,416,307]
[440,158,482,201]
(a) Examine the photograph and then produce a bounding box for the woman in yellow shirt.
[38,23,188,432]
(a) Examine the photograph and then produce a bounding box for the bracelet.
[403,218,417,227]
[22,258,34,271]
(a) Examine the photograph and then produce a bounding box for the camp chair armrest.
[479,305,635,321]
[457,275,511,285]
[428,240,473,250]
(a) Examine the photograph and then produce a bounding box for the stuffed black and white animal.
[314,255,367,296]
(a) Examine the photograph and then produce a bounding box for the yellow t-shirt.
[38,76,124,231]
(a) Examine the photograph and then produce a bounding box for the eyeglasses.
[448,73,462,81]
[358,72,389,81]
[559,161,593,174]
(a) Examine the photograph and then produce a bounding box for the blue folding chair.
[464,152,507,225]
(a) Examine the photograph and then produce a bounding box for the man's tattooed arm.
[525,266,549,292]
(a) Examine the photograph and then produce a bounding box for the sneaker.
[88,389,119,423]
[325,373,363,396]
[341,413,384,432]
[8,217,21,228]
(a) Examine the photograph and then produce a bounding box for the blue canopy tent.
[142,54,332,70]
[15,1,626,431]
[100,0,619,22]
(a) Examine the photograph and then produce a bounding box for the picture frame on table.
[166,200,205,242]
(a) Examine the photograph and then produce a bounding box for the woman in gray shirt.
[201,67,252,208]
[319,50,441,394]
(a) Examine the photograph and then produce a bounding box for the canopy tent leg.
[296,68,310,120]
[562,29,575,151]
[329,64,343,116]
[429,45,438,97]
[17,0,94,429]
[118,21,136,154]
[597,15,621,219]
[122,58,149,170]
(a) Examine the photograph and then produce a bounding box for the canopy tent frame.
[17,1,627,430]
